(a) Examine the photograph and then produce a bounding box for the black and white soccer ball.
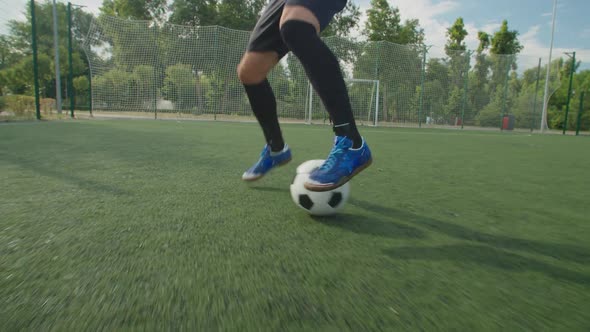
[290,160,350,216]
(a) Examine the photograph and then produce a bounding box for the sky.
[353,0,590,69]
[1,0,589,70]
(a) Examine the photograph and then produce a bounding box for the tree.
[162,64,196,110]
[364,0,398,42]
[2,2,89,99]
[168,0,266,29]
[4,54,52,95]
[217,0,266,31]
[466,31,492,123]
[476,89,503,127]
[321,1,361,38]
[445,18,468,54]
[490,20,523,55]
[511,68,542,130]
[0,73,5,96]
[434,18,469,124]
[572,70,590,131]
[486,20,522,117]
[488,20,522,89]
[443,86,463,122]
[73,76,89,107]
[477,31,490,53]
[445,17,469,89]
[364,0,424,45]
[419,58,449,123]
[548,61,588,130]
[360,0,425,123]
[133,65,157,107]
[0,35,17,94]
[0,36,19,71]
[96,16,158,72]
[399,19,425,46]
[100,0,167,21]
[168,0,218,26]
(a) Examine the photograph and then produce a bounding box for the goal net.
[306,79,380,126]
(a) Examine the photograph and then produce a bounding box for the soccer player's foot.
[242,144,292,181]
[304,136,372,192]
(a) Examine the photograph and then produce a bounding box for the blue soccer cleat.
[304,136,372,191]
[242,144,292,181]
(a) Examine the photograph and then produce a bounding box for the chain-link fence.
[76,15,568,131]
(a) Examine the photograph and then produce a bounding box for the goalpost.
[306,78,380,127]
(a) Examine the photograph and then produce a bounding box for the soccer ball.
[290,160,350,216]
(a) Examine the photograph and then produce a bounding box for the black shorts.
[247,0,347,58]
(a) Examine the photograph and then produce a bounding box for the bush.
[40,98,56,114]
[476,100,502,127]
[2,95,36,116]
[0,96,6,112]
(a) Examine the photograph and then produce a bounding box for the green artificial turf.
[1,119,589,331]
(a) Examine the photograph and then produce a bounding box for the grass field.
[1,119,589,331]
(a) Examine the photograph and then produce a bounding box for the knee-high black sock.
[280,20,362,148]
[243,79,285,152]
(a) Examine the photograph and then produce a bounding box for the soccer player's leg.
[279,1,372,191]
[238,0,292,181]
[238,52,292,182]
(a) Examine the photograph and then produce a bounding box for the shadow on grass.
[250,187,590,283]
[1,152,129,196]
[350,198,590,265]
[250,186,426,239]
[384,244,590,285]
[313,213,426,239]
[348,198,590,285]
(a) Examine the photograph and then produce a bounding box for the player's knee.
[237,63,264,85]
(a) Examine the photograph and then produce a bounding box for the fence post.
[460,51,472,129]
[88,69,92,116]
[375,81,380,126]
[576,91,585,136]
[563,51,576,135]
[373,42,382,126]
[153,23,159,120]
[418,46,429,128]
[214,26,219,121]
[531,58,542,132]
[31,0,41,120]
[500,55,512,130]
[52,0,62,114]
[307,82,314,124]
[67,2,75,118]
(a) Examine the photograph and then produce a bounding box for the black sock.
[280,20,362,148]
[243,79,285,152]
